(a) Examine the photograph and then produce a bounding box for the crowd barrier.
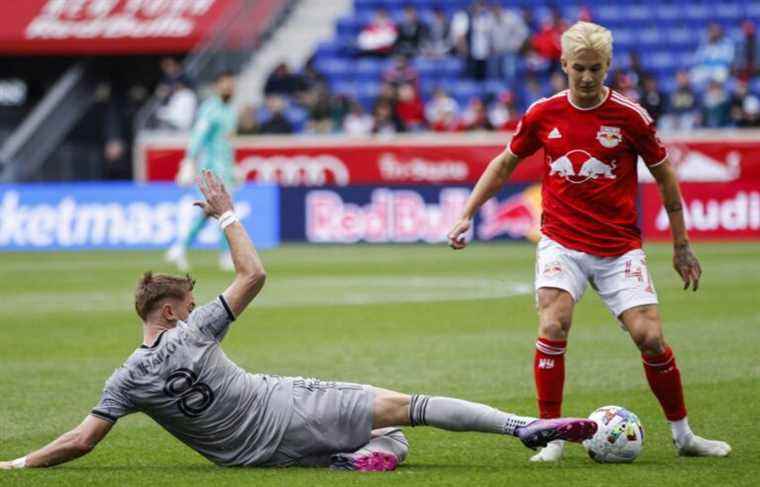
[3,180,756,251]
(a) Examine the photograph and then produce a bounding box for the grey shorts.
[262,378,375,467]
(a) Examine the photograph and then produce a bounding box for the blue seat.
[315,58,352,77]
[438,57,464,77]
[684,4,711,20]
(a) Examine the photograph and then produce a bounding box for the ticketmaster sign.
[0,183,279,251]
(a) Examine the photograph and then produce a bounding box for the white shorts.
[534,235,658,320]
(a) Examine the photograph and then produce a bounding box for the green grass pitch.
[1,242,758,486]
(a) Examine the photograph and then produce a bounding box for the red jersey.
[509,89,667,257]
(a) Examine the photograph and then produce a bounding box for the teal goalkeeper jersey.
[186,95,237,186]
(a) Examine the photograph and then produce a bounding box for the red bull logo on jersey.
[596,126,622,148]
[549,150,617,184]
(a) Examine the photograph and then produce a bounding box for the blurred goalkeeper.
[166,71,240,272]
[1,171,596,472]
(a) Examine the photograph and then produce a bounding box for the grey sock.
[409,395,535,435]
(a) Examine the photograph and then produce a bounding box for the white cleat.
[529,440,565,462]
[165,245,190,272]
[219,252,234,272]
[676,434,731,457]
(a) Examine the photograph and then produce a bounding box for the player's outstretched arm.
[648,160,701,291]
[448,148,522,249]
[0,415,113,470]
[194,170,266,317]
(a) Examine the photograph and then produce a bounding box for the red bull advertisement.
[279,185,543,243]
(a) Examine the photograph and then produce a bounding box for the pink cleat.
[517,418,598,450]
[330,452,398,472]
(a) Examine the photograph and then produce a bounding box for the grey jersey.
[91,296,294,466]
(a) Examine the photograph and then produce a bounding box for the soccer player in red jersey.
[448,21,730,461]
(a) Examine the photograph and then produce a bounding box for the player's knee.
[372,389,412,428]
[538,320,569,340]
[633,329,666,355]
[537,289,573,339]
[385,429,409,463]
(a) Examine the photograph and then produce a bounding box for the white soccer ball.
[583,405,644,463]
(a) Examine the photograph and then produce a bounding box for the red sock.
[642,346,687,421]
[534,337,566,419]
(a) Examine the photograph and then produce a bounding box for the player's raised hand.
[673,242,702,291]
[447,218,472,250]
[0,461,12,470]
[193,170,234,219]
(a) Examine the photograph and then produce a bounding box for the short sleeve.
[508,104,543,158]
[629,111,668,167]
[186,295,236,342]
[91,370,137,423]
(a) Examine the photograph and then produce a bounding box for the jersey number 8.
[163,368,215,417]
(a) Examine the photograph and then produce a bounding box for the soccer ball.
[583,405,644,463]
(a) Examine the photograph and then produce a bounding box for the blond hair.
[561,21,613,62]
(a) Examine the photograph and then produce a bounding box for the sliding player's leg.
[371,387,596,452]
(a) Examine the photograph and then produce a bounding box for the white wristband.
[218,210,239,230]
[11,456,27,469]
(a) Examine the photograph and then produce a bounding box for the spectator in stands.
[155,78,197,131]
[423,8,451,58]
[522,45,551,79]
[548,71,567,95]
[489,4,529,82]
[627,52,646,89]
[372,100,403,135]
[531,6,566,73]
[305,85,334,134]
[263,62,301,97]
[343,100,374,136]
[237,104,259,135]
[460,97,492,131]
[259,96,294,134]
[640,75,666,124]
[155,57,185,102]
[383,55,419,87]
[691,23,735,87]
[300,58,328,93]
[521,76,544,109]
[660,70,700,130]
[734,20,759,82]
[357,8,398,57]
[395,5,428,58]
[487,90,519,131]
[425,87,459,130]
[450,7,470,58]
[395,82,426,131]
[611,70,639,101]
[376,81,398,110]
[465,1,495,80]
[729,80,760,127]
[701,80,731,127]
[330,94,352,132]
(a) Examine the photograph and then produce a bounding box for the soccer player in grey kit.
[1,171,596,472]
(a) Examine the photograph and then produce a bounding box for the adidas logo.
[548,128,562,139]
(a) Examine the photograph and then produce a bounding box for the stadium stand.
[247,0,760,135]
